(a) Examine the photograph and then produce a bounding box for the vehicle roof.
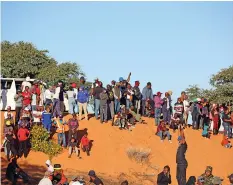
[0,78,35,81]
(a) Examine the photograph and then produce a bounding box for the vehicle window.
[15,81,23,91]
[0,80,7,89]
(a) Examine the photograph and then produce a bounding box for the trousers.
[176,165,187,185]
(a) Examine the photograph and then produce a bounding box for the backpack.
[108,91,114,101]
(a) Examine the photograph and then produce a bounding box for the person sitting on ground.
[81,133,90,156]
[50,164,68,185]
[4,106,14,120]
[38,171,53,185]
[170,113,180,132]
[221,135,232,148]
[228,174,233,185]
[68,127,81,158]
[202,120,210,139]
[211,176,223,185]
[4,113,15,135]
[6,158,29,185]
[88,170,104,185]
[199,166,214,185]
[5,129,18,161]
[42,105,52,132]
[45,160,54,173]
[186,176,196,185]
[69,176,86,185]
[129,106,143,123]
[156,120,172,143]
[157,165,171,185]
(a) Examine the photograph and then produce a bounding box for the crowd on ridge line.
[1,74,233,185]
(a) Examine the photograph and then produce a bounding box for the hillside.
[1,112,233,185]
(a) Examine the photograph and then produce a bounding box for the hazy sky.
[2,2,233,100]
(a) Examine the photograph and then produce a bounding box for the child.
[5,129,18,161]
[81,133,90,156]
[68,128,80,158]
[42,105,52,132]
[21,107,32,129]
[32,106,42,126]
[4,106,14,120]
[202,120,210,139]
[54,115,67,148]
[129,106,143,123]
[221,135,232,148]
[4,113,15,135]
[99,89,109,123]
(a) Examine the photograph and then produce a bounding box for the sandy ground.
[1,111,233,185]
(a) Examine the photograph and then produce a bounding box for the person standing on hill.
[176,131,188,185]
[132,81,142,114]
[53,81,64,118]
[14,90,23,125]
[77,86,89,121]
[92,82,104,120]
[162,92,172,125]
[106,85,115,121]
[142,82,153,116]
[99,89,109,123]
[113,83,122,114]
[154,92,163,126]
[22,86,32,110]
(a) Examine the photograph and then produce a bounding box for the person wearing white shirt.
[67,86,77,114]
[38,171,53,185]
[21,76,32,92]
[126,84,134,109]
[45,160,54,173]
[44,87,54,106]
[4,106,14,119]
[183,95,190,126]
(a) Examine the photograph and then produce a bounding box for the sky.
[1,2,233,100]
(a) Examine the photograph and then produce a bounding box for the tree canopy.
[185,65,233,104]
[1,41,85,87]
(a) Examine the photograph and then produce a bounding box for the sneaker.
[169,140,172,143]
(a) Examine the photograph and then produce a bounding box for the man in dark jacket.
[176,135,188,185]
[157,165,172,185]
[92,82,104,120]
[133,81,142,114]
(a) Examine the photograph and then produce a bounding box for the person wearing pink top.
[154,92,163,126]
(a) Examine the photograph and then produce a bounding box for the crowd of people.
[2,73,233,185]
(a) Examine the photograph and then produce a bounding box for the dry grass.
[126,147,151,164]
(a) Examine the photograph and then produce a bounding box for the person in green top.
[199,166,214,185]
[129,106,142,123]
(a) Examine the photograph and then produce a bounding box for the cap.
[54,164,61,170]
[80,76,85,80]
[119,77,124,82]
[157,92,162,95]
[197,98,201,102]
[168,90,173,95]
[211,176,223,184]
[26,76,30,82]
[205,166,213,172]
[147,82,151,86]
[88,170,96,177]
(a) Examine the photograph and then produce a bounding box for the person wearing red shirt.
[22,86,32,108]
[31,81,41,106]
[17,124,30,158]
[81,133,90,156]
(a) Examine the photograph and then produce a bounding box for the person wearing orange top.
[221,135,232,148]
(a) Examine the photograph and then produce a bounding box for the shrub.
[126,147,151,164]
[30,125,62,160]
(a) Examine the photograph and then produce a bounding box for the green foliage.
[30,125,62,160]
[186,65,233,104]
[1,41,86,87]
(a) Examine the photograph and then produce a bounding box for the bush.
[30,125,62,160]
[126,147,151,164]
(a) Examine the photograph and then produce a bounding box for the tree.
[1,41,53,78]
[186,65,233,104]
[1,41,87,88]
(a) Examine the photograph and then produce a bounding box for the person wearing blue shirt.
[77,86,89,121]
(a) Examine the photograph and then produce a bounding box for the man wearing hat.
[21,76,32,92]
[142,82,154,116]
[199,166,214,185]
[154,92,163,126]
[50,164,68,185]
[88,170,104,185]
